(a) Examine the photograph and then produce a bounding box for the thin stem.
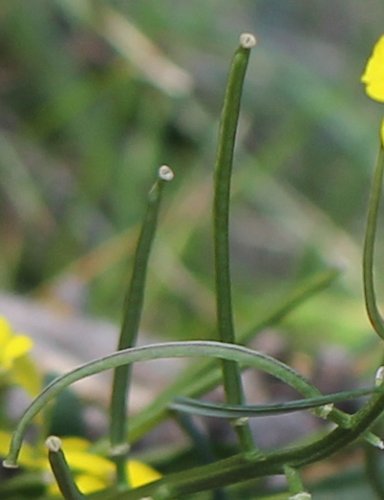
[127,268,339,442]
[213,33,257,452]
[3,340,336,468]
[109,165,173,485]
[173,412,228,500]
[174,412,217,465]
[103,391,384,499]
[363,145,384,339]
[284,465,308,498]
[6,340,382,498]
[46,436,85,500]
[365,443,384,498]
[170,386,382,418]
[0,473,45,497]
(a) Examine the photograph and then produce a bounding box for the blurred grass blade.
[55,0,193,96]
[0,133,54,228]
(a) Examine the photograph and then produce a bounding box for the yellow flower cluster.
[0,316,161,495]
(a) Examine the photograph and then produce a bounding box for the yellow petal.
[0,317,12,345]
[64,450,114,478]
[365,80,384,102]
[362,35,384,102]
[127,459,162,487]
[72,474,107,494]
[4,335,33,362]
[60,437,92,452]
[11,355,43,396]
[0,430,13,457]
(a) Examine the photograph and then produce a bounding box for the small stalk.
[284,465,310,499]
[174,412,217,465]
[213,33,258,452]
[46,436,85,500]
[363,144,384,339]
[109,165,174,485]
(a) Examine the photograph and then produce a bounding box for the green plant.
[3,32,384,500]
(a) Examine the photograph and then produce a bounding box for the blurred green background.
[1,0,384,355]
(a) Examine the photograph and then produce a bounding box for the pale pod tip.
[158,165,174,182]
[240,33,257,49]
[45,435,62,452]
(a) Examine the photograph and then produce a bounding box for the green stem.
[170,386,382,418]
[0,472,45,498]
[213,33,257,452]
[284,465,306,497]
[46,436,85,500]
[363,145,384,339]
[174,412,217,465]
[101,391,384,499]
[127,268,339,442]
[109,165,173,485]
[365,442,384,498]
[4,340,338,468]
[6,340,381,498]
[173,411,229,500]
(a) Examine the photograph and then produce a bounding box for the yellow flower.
[362,35,384,103]
[0,316,41,395]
